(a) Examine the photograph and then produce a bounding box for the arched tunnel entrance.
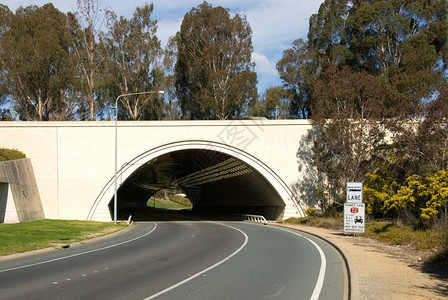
[107,144,289,221]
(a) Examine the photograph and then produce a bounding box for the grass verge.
[0,219,128,256]
[284,217,448,270]
[284,216,344,230]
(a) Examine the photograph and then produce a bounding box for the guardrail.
[233,214,268,225]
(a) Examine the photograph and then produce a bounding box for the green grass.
[362,221,444,250]
[147,195,192,209]
[0,148,26,162]
[0,219,128,256]
[362,221,448,269]
[284,216,344,230]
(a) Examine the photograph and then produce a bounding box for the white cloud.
[241,0,322,53]
[252,52,277,76]
[157,18,183,48]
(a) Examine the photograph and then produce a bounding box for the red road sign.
[350,207,358,213]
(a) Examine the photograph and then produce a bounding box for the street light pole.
[114,90,164,224]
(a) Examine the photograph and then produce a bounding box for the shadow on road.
[117,207,246,222]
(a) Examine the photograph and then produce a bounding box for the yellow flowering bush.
[420,169,448,222]
[366,168,448,226]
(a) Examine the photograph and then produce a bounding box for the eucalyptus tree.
[175,1,257,120]
[0,4,80,120]
[102,3,164,120]
[348,0,447,116]
[276,39,316,118]
[248,86,289,119]
[307,0,353,69]
[279,0,447,117]
[162,36,181,120]
[0,4,13,119]
[285,0,447,213]
[310,64,387,205]
[69,0,108,120]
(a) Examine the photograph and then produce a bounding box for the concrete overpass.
[0,120,312,221]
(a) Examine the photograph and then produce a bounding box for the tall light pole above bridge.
[114,90,165,224]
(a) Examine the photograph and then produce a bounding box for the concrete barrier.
[0,158,45,223]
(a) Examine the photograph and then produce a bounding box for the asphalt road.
[0,221,344,299]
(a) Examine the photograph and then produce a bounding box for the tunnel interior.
[109,149,285,220]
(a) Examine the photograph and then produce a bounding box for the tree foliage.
[365,166,448,227]
[277,39,315,118]
[364,86,448,226]
[102,4,164,120]
[0,2,167,121]
[349,0,447,115]
[279,0,447,118]
[284,0,448,225]
[69,0,108,120]
[175,1,257,120]
[0,2,261,121]
[162,36,181,120]
[308,64,387,206]
[249,86,289,119]
[0,4,80,120]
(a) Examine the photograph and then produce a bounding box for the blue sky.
[3,0,324,92]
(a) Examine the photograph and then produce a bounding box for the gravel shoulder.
[278,224,448,299]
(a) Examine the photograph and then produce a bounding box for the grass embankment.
[284,217,448,270]
[0,148,26,162]
[0,219,128,256]
[147,194,192,209]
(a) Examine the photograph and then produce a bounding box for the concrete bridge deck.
[0,120,312,222]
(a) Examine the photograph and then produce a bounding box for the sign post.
[344,182,365,233]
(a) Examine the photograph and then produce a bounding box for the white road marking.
[143,222,249,300]
[0,223,158,273]
[268,285,286,297]
[277,228,327,300]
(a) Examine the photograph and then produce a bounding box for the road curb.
[272,224,360,300]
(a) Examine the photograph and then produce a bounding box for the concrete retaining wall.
[0,158,45,223]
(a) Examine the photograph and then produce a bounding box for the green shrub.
[322,202,343,218]
[305,207,317,216]
[0,148,26,162]
[363,221,443,250]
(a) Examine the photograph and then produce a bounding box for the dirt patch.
[278,224,448,299]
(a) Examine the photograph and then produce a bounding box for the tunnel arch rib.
[87,140,305,221]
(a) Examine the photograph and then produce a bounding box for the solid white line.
[277,228,327,300]
[307,237,327,300]
[143,222,249,300]
[0,223,158,273]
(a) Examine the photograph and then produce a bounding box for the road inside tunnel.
[109,149,286,221]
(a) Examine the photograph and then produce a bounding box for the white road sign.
[344,203,365,233]
[346,182,363,203]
